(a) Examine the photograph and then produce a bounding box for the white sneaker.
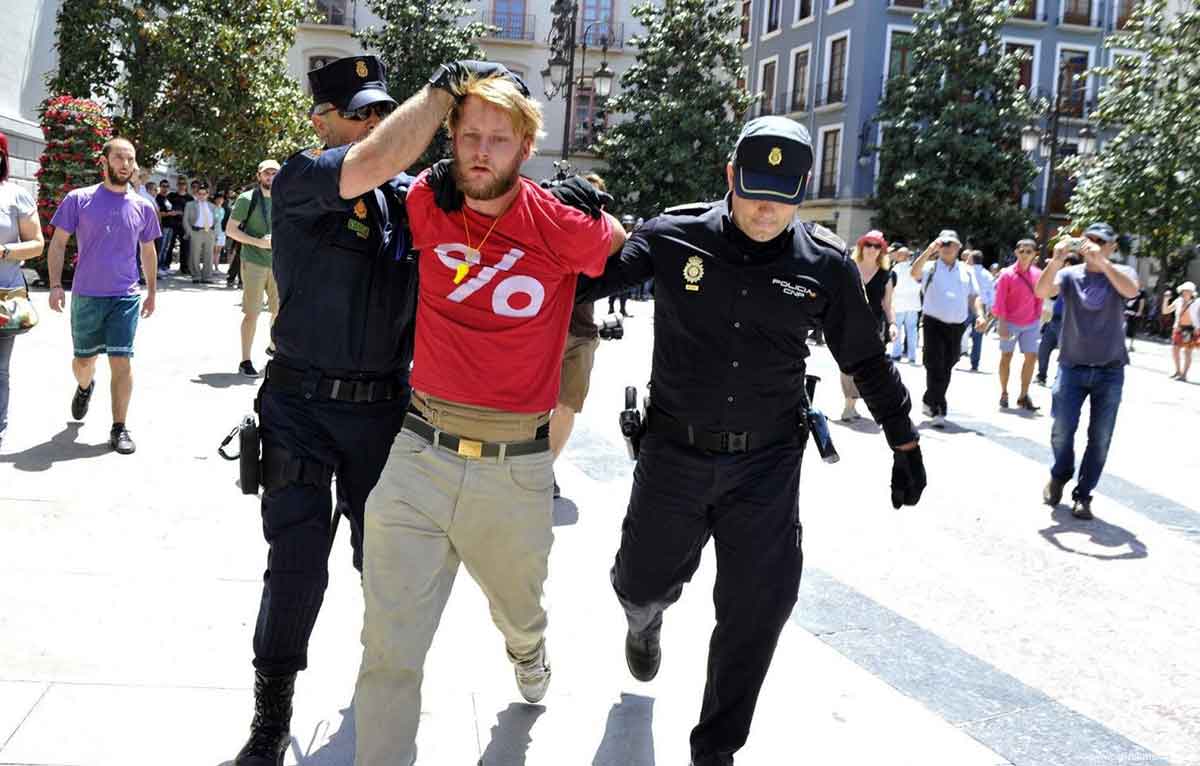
[922,404,934,418]
[840,404,860,422]
[932,413,946,429]
[514,644,551,703]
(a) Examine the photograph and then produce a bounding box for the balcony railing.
[578,20,625,50]
[790,86,810,113]
[479,10,536,41]
[813,77,846,108]
[1061,0,1094,26]
[816,181,839,199]
[750,92,787,118]
[887,0,925,8]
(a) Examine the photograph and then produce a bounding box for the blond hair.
[583,172,607,192]
[446,75,546,144]
[852,246,891,272]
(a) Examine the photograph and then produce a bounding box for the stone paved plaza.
[0,278,1197,766]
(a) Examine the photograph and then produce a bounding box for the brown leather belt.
[402,412,549,460]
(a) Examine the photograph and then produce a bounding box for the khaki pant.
[354,428,555,766]
[241,260,278,315]
[188,229,215,282]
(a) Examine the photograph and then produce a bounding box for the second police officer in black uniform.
[577,115,928,766]
[234,55,521,766]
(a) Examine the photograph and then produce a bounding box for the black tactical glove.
[890,445,926,509]
[547,176,614,220]
[428,61,530,98]
[426,159,463,213]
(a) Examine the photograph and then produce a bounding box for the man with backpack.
[992,238,1043,410]
[224,160,279,376]
[909,229,986,427]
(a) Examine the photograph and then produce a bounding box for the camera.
[597,313,624,340]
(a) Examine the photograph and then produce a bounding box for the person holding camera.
[576,116,925,766]
[1164,281,1199,380]
[1035,223,1140,520]
[909,230,986,427]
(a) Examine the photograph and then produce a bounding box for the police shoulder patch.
[663,201,716,217]
[809,223,847,253]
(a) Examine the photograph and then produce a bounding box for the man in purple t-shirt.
[46,137,160,455]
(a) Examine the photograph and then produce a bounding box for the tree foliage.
[31,96,114,283]
[596,0,752,219]
[1063,0,1200,288]
[357,0,494,167]
[47,0,315,186]
[871,0,1038,258]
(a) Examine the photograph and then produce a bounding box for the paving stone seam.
[0,683,51,754]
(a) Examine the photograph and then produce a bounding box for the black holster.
[218,414,262,495]
[619,386,648,460]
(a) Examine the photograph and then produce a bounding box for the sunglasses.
[315,101,396,121]
[862,243,882,250]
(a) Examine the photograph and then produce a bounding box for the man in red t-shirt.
[353,74,624,766]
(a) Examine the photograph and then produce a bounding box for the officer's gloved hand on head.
[890,446,926,509]
[428,61,530,99]
[427,159,463,213]
[546,176,614,220]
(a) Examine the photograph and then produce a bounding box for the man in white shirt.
[889,243,922,363]
[183,184,218,284]
[908,229,986,427]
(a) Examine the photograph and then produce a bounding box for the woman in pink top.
[992,238,1043,410]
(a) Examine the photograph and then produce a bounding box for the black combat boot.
[234,671,295,766]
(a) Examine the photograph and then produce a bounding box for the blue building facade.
[738,0,1141,244]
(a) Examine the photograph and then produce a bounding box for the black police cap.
[732,116,814,205]
[308,55,396,111]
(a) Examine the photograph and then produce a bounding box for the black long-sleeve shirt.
[577,197,917,448]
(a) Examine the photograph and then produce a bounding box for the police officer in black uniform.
[577,116,927,766]
[234,54,520,766]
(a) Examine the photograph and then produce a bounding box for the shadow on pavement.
[0,423,110,471]
[479,702,545,765]
[553,497,580,527]
[1038,505,1149,560]
[832,417,882,435]
[915,419,978,435]
[193,372,258,388]
[295,700,356,765]
[592,693,655,766]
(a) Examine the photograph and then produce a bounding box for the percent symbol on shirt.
[434,243,546,318]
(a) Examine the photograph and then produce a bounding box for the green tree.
[1063,0,1200,288]
[595,0,752,219]
[870,0,1038,258]
[47,0,315,184]
[357,0,494,166]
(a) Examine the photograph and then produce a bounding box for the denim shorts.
[999,320,1040,354]
[71,294,140,358]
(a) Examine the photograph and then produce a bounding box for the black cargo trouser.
[251,384,408,676]
[611,431,805,766]
[922,316,966,413]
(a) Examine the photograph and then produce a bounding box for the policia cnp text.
[577,116,927,766]
[232,55,522,766]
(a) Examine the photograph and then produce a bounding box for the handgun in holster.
[218,413,262,494]
[802,374,840,464]
[619,385,648,460]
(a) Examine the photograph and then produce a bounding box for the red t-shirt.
[407,171,613,412]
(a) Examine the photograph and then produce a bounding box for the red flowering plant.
[30,95,112,285]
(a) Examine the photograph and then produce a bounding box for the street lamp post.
[1022,76,1097,261]
[540,0,614,163]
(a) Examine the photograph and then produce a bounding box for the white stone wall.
[0,0,62,194]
